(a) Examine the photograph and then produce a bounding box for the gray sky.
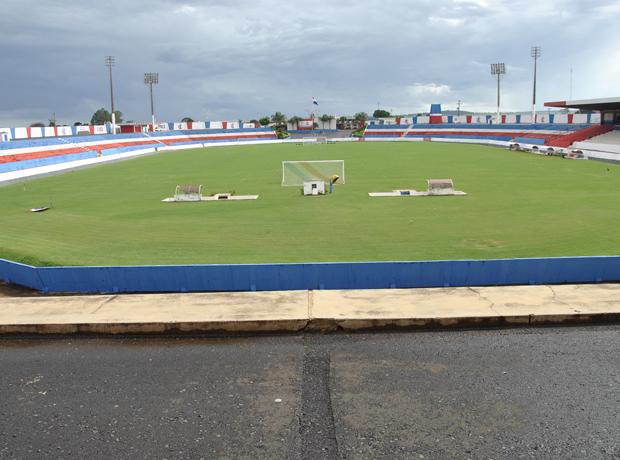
[0,0,619,126]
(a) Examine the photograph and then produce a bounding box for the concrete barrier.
[1,256,620,294]
[0,258,44,291]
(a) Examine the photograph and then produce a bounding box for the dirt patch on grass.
[460,239,506,250]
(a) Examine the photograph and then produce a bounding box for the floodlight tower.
[490,63,506,123]
[105,56,116,133]
[531,46,542,123]
[144,72,159,130]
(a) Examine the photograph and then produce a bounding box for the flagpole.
[310,97,314,132]
[311,96,319,132]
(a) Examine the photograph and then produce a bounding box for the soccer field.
[1,141,619,266]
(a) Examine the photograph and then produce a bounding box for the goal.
[427,179,455,195]
[298,136,328,145]
[173,184,203,201]
[282,160,345,186]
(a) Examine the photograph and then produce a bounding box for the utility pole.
[105,56,116,133]
[144,73,159,130]
[531,46,541,124]
[569,67,573,100]
[490,63,506,124]
[457,100,461,117]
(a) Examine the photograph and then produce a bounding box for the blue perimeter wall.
[1,256,620,294]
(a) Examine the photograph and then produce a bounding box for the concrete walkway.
[0,284,619,334]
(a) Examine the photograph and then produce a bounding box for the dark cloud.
[0,0,618,126]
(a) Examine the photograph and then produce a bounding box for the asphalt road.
[0,327,618,459]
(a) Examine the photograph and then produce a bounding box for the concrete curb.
[1,313,619,336]
[0,320,310,335]
[0,284,618,335]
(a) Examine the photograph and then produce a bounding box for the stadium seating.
[572,127,620,159]
[544,124,614,148]
[0,128,277,174]
[574,128,620,146]
[363,104,605,145]
[363,123,591,143]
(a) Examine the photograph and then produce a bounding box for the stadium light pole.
[531,46,542,123]
[490,63,506,123]
[105,56,116,133]
[144,72,159,130]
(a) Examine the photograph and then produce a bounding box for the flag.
[312,96,318,106]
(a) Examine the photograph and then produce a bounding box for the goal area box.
[282,160,345,186]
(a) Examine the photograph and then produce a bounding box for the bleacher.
[576,128,620,145]
[572,127,620,161]
[364,123,591,144]
[363,104,600,145]
[0,127,277,178]
[544,124,614,148]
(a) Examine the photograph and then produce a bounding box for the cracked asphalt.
[0,326,619,459]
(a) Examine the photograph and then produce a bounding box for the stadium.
[1,98,620,293]
[3,1,620,458]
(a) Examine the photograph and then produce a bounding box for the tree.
[319,114,334,129]
[259,116,270,126]
[354,112,368,122]
[90,108,107,125]
[288,116,302,130]
[181,117,194,123]
[373,109,390,118]
[270,112,286,127]
[90,108,123,125]
[29,122,45,127]
[73,122,83,126]
[48,119,57,127]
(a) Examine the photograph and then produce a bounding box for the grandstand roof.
[544,97,620,111]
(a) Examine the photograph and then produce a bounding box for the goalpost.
[173,184,203,201]
[427,179,455,195]
[298,136,328,145]
[282,160,345,186]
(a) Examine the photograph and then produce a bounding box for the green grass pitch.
[1,141,619,266]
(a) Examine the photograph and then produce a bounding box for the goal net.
[297,136,329,145]
[282,160,345,186]
[427,179,455,195]
[174,184,203,201]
